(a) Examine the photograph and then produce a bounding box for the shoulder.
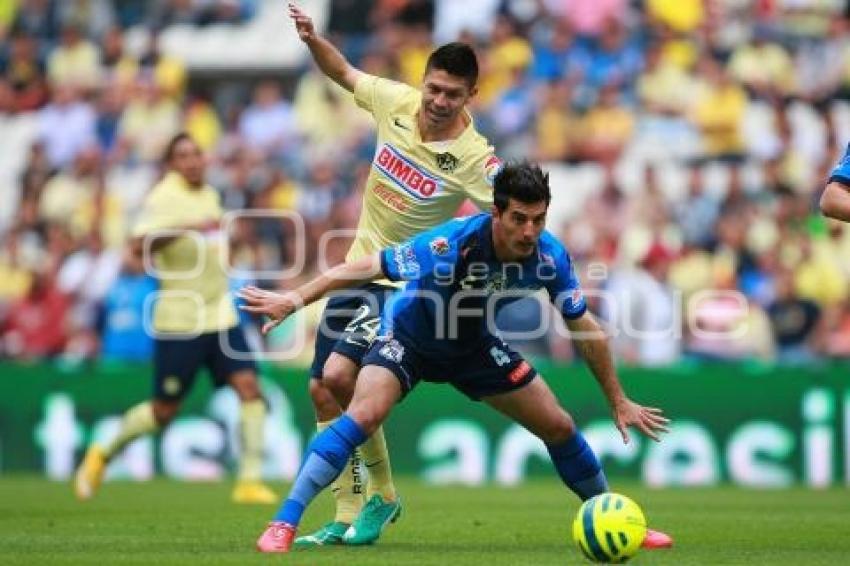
[537,231,571,266]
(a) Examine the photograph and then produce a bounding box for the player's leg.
[295,295,366,546]
[257,364,402,553]
[483,375,673,549]
[212,325,276,504]
[74,336,198,500]
[482,376,609,500]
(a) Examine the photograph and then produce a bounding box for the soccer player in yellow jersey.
[286,2,499,547]
[74,133,277,505]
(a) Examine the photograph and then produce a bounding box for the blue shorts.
[361,333,537,401]
[153,325,257,401]
[310,283,396,379]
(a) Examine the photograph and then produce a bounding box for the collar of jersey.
[411,106,476,151]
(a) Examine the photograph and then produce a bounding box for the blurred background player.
[821,143,850,222]
[74,132,276,505]
[240,162,672,553]
[285,2,499,547]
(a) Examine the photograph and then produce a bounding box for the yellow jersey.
[347,73,499,264]
[132,171,237,334]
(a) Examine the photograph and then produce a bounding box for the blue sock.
[547,432,609,500]
[274,414,368,526]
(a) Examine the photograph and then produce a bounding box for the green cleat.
[293,521,350,547]
[342,494,402,545]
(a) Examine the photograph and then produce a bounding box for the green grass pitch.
[1,476,848,565]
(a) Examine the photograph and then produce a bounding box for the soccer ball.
[572,493,647,563]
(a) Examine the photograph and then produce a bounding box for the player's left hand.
[612,398,669,444]
[237,286,301,334]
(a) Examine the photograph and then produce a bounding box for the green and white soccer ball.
[572,493,647,563]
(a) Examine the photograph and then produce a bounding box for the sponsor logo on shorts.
[508,361,532,384]
[379,339,405,363]
[429,236,450,256]
[374,143,441,200]
[570,288,584,307]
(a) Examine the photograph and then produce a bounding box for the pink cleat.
[256,521,296,553]
[642,528,673,549]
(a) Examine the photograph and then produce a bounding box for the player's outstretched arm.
[287,2,362,92]
[565,311,669,444]
[238,253,383,334]
[820,181,850,222]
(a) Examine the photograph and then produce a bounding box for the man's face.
[492,198,548,259]
[420,69,475,129]
[170,138,205,186]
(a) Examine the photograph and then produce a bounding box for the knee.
[152,400,180,426]
[231,376,261,401]
[346,404,381,437]
[309,378,341,421]
[322,361,357,401]
[537,410,577,445]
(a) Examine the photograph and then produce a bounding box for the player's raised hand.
[237,285,301,334]
[612,398,669,444]
[288,2,315,43]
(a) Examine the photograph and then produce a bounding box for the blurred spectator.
[0,31,49,112]
[37,84,97,168]
[550,0,626,39]
[138,33,186,100]
[238,80,299,161]
[47,24,102,90]
[530,19,588,83]
[478,15,533,106]
[674,165,720,250]
[533,79,577,162]
[604,242,681,366]
[57,0,115,40]
[691,57,747,162]
[100,25,138,89]
[580,19,642,104]
[433,0,500,44]
[574,84,635,165]
[11,0,59,43]
[116,76,181,164]
[99,249,156,361]
[0,266,70,359]
[767,269,823,365]
[728,32,795,99]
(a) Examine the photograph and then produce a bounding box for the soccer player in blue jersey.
[240,162,673,553]
[821,143,850,221]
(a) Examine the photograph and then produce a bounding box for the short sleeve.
[544,245,587,319]
[131,187,188,237]
[353,73,417,119]
[380,220,462,281]
[464,152,500,210]
[829,142,850,185]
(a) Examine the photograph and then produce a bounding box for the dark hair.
[162,132,196,164]
[493,161,551,212]
[425,42,479,87]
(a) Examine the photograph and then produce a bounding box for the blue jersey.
[379,213,586,356]
[830,142,850,185]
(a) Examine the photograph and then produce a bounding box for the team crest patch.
[379,339,405,363]
[483,155,502,186]
[430,236,450,256]
[436,152,459,173]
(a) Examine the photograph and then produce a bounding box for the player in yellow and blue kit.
[286,2,499,546]
[74,133,276,505]
[241,162,674,553]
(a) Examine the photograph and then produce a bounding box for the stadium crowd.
[1,0,850,367]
